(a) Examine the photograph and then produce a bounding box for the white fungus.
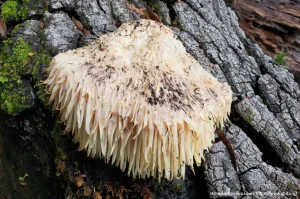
[44,19,232,181]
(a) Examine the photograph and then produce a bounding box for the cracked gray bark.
[44,12,82,54]
[171,0,300,198]
[1,0,299,198]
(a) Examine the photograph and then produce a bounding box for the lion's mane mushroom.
[45,19,232,180]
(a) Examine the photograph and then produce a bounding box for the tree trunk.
[0,0,299,198]
[225,0,300,83]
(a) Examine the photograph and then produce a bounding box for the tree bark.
[0,0,299,198]
[225,0,300,83]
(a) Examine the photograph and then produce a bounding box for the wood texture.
[227,0,300,82]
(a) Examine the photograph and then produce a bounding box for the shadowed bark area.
[0,0,299,198]
[0,110,60,199]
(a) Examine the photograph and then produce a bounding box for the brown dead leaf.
[93,191,102,199]
[72,16,84,32]
[125,1,162,23]
[126,1,146,15]
[83,29,91,35]
[132,183,153,199]
[216,130,237,171]
[0,18,7,38]
[75,175,84,187]
[56,160,67,173]
[146,7,161,23]
[104,184,131,199]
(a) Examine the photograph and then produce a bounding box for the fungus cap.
[45,19,232,181]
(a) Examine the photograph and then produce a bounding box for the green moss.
[0,37,51,114]
[245,111,254,124]
[1,38,32,78]
[0,1,18,22]
[274,49,286,64]
[173,183,184,193]
[51,126,67,161]
[283,145,290,152]
[18,0,29,21]
[31,49,51,110]
[32,53,51,77]
[0,38,32,114]
[11,24,20,34]
[0,81,28,114]
[0,38,32,81]
[0,0,29,22]
[34,67,52,111]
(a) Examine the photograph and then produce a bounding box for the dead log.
[226,0,300,83]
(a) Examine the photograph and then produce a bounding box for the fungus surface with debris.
[44,19,232,181]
